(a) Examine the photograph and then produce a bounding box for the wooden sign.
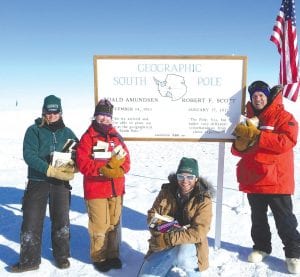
[94,55,247,141]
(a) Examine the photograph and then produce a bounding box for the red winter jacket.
[76,124,130,199]
[231,92,298,194]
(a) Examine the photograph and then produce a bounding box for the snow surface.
[1,99,300,277]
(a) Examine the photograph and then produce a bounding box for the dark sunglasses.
[45,111,60,115]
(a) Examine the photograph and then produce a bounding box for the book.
[93,141,112,159]
[148,212,190,233]
[51,151,73,168]
[62,139,77,153]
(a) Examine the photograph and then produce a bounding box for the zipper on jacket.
[52,132,57,151]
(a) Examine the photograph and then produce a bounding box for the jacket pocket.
[236,158,278,186]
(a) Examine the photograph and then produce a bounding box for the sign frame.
[94,55,247,142]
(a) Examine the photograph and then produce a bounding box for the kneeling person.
[138,157,214,276]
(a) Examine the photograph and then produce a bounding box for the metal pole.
[214,142,225,249]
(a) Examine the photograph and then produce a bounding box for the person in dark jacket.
[231,81,300,274]
[138,157,214,277]
[11,95,78,273]
[76,99,130,273]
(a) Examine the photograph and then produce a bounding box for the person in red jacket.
[231,80,300,274]
[76,99,130,273]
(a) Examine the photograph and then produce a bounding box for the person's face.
[95,114,112,125]
[177,173,198,195]
[45,112,61,123]
[251,91,268,110]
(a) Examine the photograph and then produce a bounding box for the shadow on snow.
[0,186,288,274]
[0,186,146,268]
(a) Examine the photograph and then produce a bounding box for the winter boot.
[55,258,70,269]
[10,262,39,273]
[286,258,300,274]
[93,260,111,272]
[248,250,268,263]
[108,257,122,269]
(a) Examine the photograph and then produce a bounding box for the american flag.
[270,0,300,102]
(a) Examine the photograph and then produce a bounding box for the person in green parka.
[10,95,78,273]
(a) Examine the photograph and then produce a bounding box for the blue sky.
[0,0,292,107]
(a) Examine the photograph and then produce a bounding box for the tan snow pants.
[86,196,122,262]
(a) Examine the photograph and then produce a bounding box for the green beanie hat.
[176,157,199,177]
[42,95,62,114]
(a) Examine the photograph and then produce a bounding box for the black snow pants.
[247,193,300,258]
[19,180,71,267]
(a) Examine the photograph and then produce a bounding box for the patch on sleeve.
[288,122,295,126]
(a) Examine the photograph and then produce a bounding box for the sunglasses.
[45,111,60,115]
[176,174,196,181]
